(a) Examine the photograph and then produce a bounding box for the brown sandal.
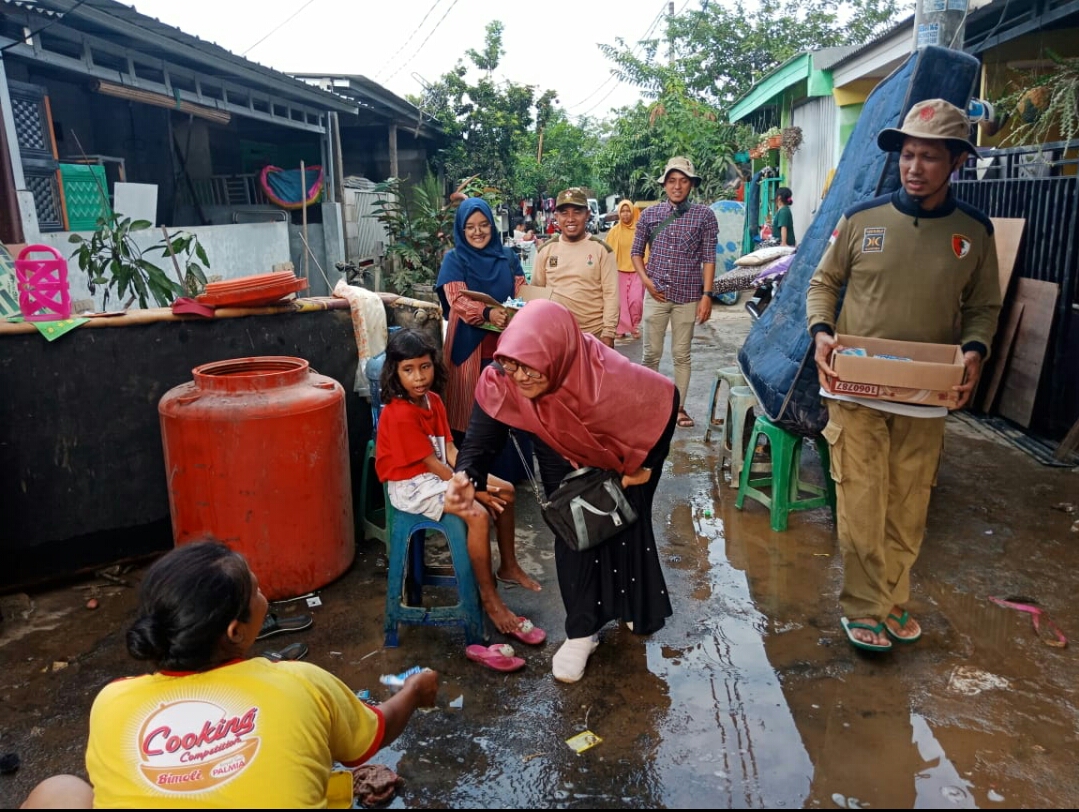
[676,411,695,428]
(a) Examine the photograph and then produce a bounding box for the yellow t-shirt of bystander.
[86,658,384,808]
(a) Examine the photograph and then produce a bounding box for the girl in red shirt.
[374,329,544,644]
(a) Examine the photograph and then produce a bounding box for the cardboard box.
[830,334,965,407]
[461,286,550,331]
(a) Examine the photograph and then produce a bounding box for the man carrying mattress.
[806,99,1001,653]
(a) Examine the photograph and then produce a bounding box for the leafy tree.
[513,108,605,201]
[412,21,553,195]
[594,0,904,200]
[602,0,905,110]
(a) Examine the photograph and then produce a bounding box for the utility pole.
[912,0,968,51]
[668,1,675,65]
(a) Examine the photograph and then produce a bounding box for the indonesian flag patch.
[952,234,971,259]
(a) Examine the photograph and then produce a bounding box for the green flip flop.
[841,617,892,652]
[884,610,922,644]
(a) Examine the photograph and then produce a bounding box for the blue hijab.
[436,198,522,366]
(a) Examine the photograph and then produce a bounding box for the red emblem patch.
[952,234,971,259]
[919,106,935,121]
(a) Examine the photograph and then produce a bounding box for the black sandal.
[260,641,309,662]
[256,612,313,640]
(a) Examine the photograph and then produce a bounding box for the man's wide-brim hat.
[656,156,702,186]
[877,98,979,156]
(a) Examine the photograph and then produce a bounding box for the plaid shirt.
[631,201,718,304]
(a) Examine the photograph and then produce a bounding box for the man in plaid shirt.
[631,156,718,428]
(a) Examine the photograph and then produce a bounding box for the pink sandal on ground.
[466,643,525,672]
[505,616,546,646]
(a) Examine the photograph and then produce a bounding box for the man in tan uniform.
[807,99,1001,652]
[532,187,619,346]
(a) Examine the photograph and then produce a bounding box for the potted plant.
[759,126,783,151]
[994,49,1079,146]
[68,214,210,309]
[370,173,502,299]
[781,126,803,159]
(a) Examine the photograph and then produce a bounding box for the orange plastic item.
[158,356,354,600]
[196,272,307,307]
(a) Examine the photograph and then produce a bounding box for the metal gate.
[953,141,1078,436]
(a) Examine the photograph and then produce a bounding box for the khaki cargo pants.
[823,400,946,621]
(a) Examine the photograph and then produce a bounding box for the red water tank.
[159,356,354,600]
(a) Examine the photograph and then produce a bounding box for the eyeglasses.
[499,359,544,380]
[464,223,492,234]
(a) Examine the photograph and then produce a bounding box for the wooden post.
[300,160,309,284]
[388,125,399,179]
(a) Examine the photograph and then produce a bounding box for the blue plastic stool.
[734,414,837,532]
[383,510,487,647]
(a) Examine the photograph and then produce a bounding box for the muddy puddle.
[3,311,1078,808]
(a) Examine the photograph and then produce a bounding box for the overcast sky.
[127,0,681,120]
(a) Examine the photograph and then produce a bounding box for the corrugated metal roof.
[826,15,915,70]
[1,0,356,112]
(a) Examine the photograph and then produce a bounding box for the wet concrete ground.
[2,300,1078,809]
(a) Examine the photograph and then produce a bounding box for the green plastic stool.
[703,366,747,443]
[735,414,837,532]
[359,438,389,549]
[719,385,761,483]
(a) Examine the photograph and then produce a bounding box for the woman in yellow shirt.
[21,542,438,809]
[604,200,645,339]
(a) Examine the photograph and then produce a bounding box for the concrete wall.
[287,202,346,297]
[30,222,293,311]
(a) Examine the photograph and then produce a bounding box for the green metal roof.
[728,49,842,123]
[729,53,811,123]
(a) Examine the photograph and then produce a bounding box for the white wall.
[30,222,292,311]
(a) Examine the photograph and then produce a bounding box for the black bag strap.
[509,431,549,509]
[645,202,687,248]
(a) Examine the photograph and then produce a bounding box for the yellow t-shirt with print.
[86,658,383,809]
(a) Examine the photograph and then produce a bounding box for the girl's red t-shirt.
[374,392,452,482]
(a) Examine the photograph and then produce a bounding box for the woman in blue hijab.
[436,198,525,435]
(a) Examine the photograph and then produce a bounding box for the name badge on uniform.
[862,227,886,253]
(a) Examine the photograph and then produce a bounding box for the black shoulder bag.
[511,433,637,553]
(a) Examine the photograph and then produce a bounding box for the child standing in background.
[773,187,796,247]
[374,329,545,645]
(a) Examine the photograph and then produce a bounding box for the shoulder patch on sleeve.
[954,199,994,235]
[843,194,891,220]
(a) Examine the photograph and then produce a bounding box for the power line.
[564,2,667,111]
[241,0,321,56]
[0,0,91,54]
[564,1,670,117]
[382,0,463,84]
[375,0,448,82]
[574,0,701,118]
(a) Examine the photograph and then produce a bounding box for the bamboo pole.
[300,160,309,284]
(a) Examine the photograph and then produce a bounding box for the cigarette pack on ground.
[830,334,965,407]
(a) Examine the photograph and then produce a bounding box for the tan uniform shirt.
[532,236,619,340]
[807,191,1001,353]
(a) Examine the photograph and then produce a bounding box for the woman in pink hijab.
[445,300,679,683]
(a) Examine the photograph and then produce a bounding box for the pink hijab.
[475,299,675,473]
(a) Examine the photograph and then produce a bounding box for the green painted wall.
[839,103,864,152]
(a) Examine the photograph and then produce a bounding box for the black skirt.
[533,390,679,638]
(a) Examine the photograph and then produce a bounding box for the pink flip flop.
[465,643,525,672]
[506,616,546,646]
